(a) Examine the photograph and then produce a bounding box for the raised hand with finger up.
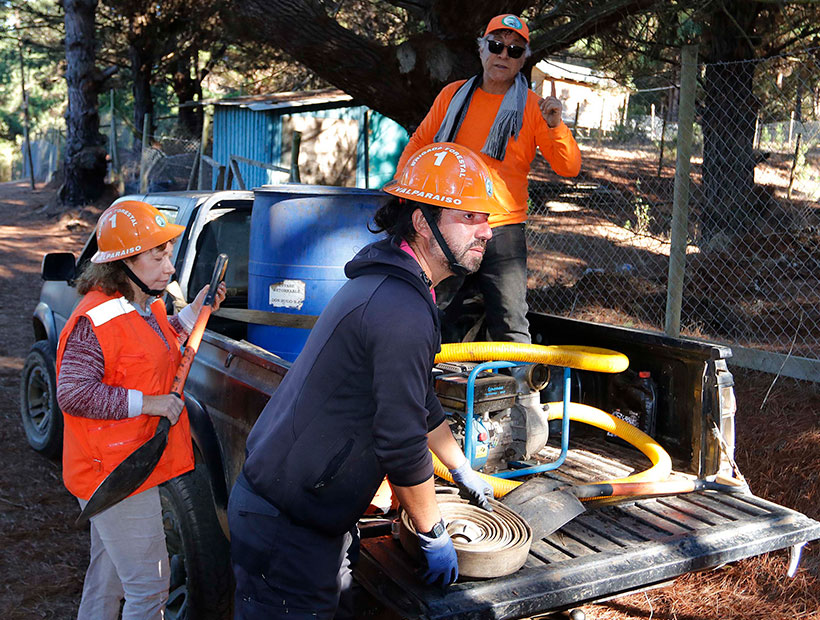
[539,80,563,128]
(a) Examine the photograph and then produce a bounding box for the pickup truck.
[22,188,820,620]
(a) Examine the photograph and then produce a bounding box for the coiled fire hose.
[398,489,532,578]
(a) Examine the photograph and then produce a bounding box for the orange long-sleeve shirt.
[397,80,581,227]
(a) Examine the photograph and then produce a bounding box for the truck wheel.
[20,340,62,459]
[161,464,233,620]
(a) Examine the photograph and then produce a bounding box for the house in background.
[531,59,630,134]
[209,88,409,190]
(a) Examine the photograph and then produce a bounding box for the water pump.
[433,361,550,472]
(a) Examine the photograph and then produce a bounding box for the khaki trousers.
[76,486,169,620]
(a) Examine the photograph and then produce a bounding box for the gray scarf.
[434,72,528,161]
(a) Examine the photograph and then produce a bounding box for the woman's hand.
[142,393,184,425]
[190,281,227,316]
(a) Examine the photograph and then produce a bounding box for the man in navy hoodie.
[229,143,509,619]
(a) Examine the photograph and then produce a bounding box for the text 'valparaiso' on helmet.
[383,143,508,216]
[91,200,186,264]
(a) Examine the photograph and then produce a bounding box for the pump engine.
[433,361,551,472]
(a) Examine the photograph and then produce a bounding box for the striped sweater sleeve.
[57,303,194,419]
[56,317,130,420]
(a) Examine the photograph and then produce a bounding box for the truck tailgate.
[356,491,820,619]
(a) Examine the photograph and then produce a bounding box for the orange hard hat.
[484,14,529,42]
[91,200,185,264]
[383,143,508,216]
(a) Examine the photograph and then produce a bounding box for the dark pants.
[438,223,530,344]
[229,474,359,619]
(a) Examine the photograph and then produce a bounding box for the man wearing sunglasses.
[395,14,581,455]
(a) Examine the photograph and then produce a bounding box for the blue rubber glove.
[418,523,459,587]
[449,460,494,511]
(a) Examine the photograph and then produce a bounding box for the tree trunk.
[699,1,761,244]
[62,0,107,206]
[700,60,758,243]
[130,38,154,145]
[172,50,203,138]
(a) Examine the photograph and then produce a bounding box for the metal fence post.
[289,131,301,183]
[572,102,580,136]
[139,113,152,193]
[198,110,211,190]
[657,102,668,177]
[187,151,200,190]
[46,127,57,184]
[664,45,698,337]
[787,133,803,199]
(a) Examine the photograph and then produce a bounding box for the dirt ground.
[0,180,818,619]
[0,181,97,619]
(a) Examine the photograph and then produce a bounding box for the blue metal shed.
[210,89,409,190]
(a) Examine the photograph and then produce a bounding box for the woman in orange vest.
[56,200,225,620]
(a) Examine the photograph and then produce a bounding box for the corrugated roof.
[196,88,354,111]
[535,59,624,89]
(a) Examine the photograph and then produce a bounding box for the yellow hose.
[433,454,522,497]
[436,342,629,374]
[545,401,672,484]
[433,401,671,497]
[431,341,670,497]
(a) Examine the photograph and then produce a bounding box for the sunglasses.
[487,39,526,59]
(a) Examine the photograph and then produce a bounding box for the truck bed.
[355,440,819,619]
[351,314,820,618]
[188,286,820,620]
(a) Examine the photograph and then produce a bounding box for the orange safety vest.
[57,290,195,501]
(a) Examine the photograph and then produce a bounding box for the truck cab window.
[189,207,251,307]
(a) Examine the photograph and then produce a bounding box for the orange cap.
[383,143,508,216]
[484,14,529,42]
[91,200,185,263]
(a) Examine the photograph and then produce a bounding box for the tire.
[160,463,233,620]
[19,340,63,459]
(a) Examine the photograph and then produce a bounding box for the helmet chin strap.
[119,261,166,297]
[418,205,471,278]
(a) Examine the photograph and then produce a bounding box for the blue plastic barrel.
[247,185,389,361]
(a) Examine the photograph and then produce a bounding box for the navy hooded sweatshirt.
[242,236,446,536]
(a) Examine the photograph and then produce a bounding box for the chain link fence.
[18,127,62,184]
[99,105,138,190]
[9,105,202,192]
[137,115,201,193]
[526,46,820,377]
[100,108,202,194]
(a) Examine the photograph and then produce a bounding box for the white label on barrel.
[268,279,306,310]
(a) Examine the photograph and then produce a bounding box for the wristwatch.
[420,519,446,539]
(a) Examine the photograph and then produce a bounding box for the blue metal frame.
[461,363,573,479]
[462,361,515,464]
